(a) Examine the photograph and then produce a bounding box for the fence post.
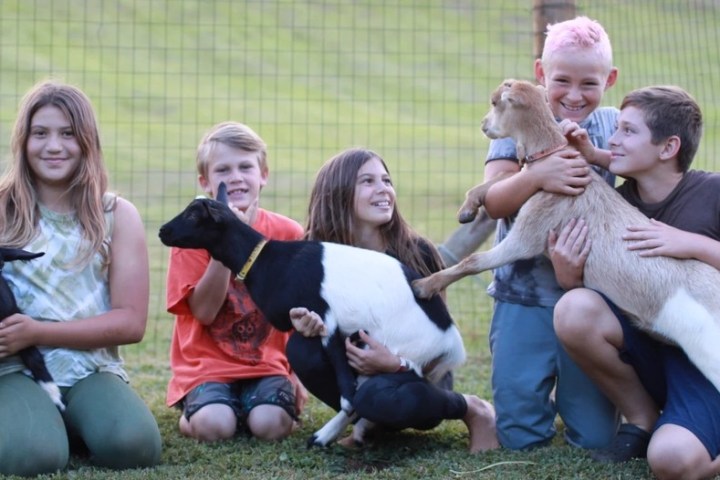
[533,0,577,58]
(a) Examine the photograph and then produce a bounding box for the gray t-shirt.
[618,170,720,239]
[485,106,618,307]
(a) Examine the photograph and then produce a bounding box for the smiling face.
[26,105,82,188]
[535,48,617,123]
[608,105,668,178]
[198,142,268,211]
[352,157,396,234]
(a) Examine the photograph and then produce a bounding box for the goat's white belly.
[319,243,464,367]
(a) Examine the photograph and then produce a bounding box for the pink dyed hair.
[541,16,613,69]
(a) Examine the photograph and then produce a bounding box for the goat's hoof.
[457,209,478,224]
[306,434,330,449]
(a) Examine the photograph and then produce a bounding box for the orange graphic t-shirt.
[165,208,303,407]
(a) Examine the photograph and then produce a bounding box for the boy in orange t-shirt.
[165,121,304,442]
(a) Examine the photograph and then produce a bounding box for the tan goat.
[412,79,720,393]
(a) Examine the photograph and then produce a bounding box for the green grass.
[1,1,720,478]
[4,276,656,480]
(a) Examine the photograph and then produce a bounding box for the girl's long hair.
[0,80,112,267]
[305,148,443,276]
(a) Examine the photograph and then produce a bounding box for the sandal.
[590,423,651,463]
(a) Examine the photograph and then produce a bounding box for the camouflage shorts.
[181,375,297,429]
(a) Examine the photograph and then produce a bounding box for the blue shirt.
[485,106,618,307]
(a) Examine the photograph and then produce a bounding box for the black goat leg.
[307,332,359,447]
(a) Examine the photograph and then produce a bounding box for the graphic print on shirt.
[207,281,271,364]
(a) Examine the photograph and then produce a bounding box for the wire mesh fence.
[1,0,718,361]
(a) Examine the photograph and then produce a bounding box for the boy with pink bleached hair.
[479,16,621,450]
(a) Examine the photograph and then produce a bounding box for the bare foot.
[463,395,500,453]
[336,434,362,449]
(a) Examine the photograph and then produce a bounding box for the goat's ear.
[216,182,228,204]
[503,83,536,109]
[501,90,519,106]
[206,201,228,223]
[0,247,44,263]
[535,84,549,103]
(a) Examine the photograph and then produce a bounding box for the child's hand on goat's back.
[623,218,697,259]
[560,119,598,165]
[548,218,590,290]
[289,307,327,337]
[525,147,590,196]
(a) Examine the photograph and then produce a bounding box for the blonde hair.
[196,121,268,179]
[0,80,113,267]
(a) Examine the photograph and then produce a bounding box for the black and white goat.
[0,247,64,410]
[158,183,466,447]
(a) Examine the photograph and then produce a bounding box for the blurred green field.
[1,1,719,478]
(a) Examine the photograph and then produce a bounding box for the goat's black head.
[158,182,256,253]
[0,248,44,319]
[0,247,44,271]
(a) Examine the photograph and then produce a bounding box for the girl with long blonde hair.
[0,80,161,476]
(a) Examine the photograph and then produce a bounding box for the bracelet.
[395,356,409,373]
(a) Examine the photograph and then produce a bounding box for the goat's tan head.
[481,79,550,140]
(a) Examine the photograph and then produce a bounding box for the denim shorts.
[180,376,297,428]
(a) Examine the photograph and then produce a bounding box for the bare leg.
[554,289,658,432]
[179,403,237,442]
[648,424,720,480]
[336,418,375,449]
[247,404,294,441]
[462,395,500,453]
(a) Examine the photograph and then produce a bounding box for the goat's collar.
[521,141,568,167]
[236,239,268,281]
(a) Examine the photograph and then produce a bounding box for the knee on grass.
[0,443,68,477]
[247,404,295,441]
[182,404,237,442]
[90,429,162,469]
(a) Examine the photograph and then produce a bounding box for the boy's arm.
[685,234,720,269]
[561,120,612,169]
[481,159,522,219]
[624,218,720,269]
[484,151,591,219]
[188,259,232,325]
